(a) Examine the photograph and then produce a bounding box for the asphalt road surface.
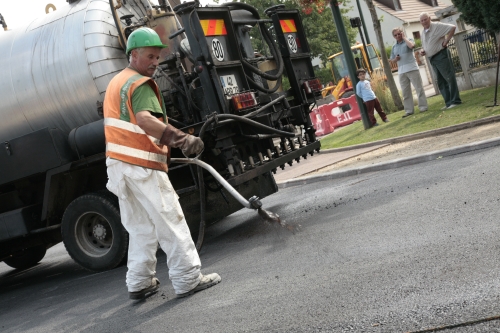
[1,145,500,333]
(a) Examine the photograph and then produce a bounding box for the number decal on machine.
[220,75,239,98]
[212,38,225,61]
[287,34,298,53]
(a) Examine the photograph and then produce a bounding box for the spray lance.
[170,147,281,252]
[170,153,281,222]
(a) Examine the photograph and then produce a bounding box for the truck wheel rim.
[74,212,113,257]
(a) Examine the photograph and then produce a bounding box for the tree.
[314,65,335,86]
[452,0,500,105]
[239,0,357,63]
[451,0,500,35]
[365,0,403,110]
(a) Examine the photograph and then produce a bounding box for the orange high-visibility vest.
[103,67,169,172]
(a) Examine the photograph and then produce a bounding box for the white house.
[340,0,454,51]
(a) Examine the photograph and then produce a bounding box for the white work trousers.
[399,69,428,114]
[106,158,201,294]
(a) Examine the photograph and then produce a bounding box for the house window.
[419,0,438,6]
[375,0,402,11]
[413,31,421,40]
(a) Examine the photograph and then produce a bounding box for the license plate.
[220,74,239,98]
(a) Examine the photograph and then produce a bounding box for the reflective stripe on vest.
[104,118,166,164]
[107,143,167,164]
[104,117,160,144]
[104,68,168,172]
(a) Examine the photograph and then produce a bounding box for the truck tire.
[61,192,128,272]
[3,245,47,270]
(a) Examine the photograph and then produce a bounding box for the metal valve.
[248,196,262,210]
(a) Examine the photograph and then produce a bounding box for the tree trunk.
[365,0,404,110]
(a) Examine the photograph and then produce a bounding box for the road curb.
[319,114,500,154]
[278,137,500,189]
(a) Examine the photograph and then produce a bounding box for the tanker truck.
[0,0,322,272]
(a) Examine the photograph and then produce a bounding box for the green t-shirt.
[131,83,166,121]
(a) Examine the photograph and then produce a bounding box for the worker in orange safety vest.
[103,27,221,300]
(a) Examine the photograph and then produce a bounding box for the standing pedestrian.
[419,12,462,109]
[390,27,428,118]
[355,68,389,127]
[103,27,221,300]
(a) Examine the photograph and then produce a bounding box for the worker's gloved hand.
[160,124,204,156]
[181,135,204,156]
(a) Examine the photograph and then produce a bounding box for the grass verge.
[319,85,500,149]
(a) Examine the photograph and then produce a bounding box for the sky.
[0,0,218,31]
[1,0,68,30]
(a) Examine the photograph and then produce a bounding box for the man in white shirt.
[419,12,462,110]
[390,27,428,118]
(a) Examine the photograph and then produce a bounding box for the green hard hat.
[126,27,167,55]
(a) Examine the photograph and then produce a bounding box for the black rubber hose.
[182,1,284,93]
[240,21,284,81]
[244,32,283,94]
[219,2,261,19]
[260,20,284,72]
[220,3,284,82]
[195,165,206,252]
[246,73,282,94]
[241,133,281,140]
[199,113,295,141]
[216,116,294,135]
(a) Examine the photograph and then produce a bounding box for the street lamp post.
[350,17,372,72]
[329,0,370,129]
[356,0,371,45]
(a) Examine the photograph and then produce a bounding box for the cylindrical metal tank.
[0,0,128,143]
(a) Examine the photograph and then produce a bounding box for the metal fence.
[449,29,498,73]
[447,37,461,73]
[464,29,498,68]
